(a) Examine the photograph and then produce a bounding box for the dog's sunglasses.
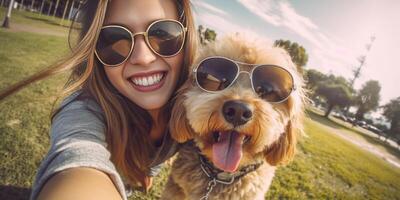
[95,19,187,66]
[193,56,296,103]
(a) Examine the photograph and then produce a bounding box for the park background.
[0,0,400,199]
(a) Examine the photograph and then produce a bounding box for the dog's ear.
[264,120,297,166]
[169,82,194,143]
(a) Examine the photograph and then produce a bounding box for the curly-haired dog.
[161,35,305,200]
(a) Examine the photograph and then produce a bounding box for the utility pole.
[2,0,15,28]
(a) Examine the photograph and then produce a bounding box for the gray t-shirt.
[30,90,179,200]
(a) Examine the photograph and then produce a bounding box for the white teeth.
[131,72,164,87]
[149,76,154,85]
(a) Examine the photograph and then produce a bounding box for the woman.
[0,0,197,199]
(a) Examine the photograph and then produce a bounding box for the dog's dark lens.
[252,65,294,102]
[196,58,238,91]
[148,21,185,56]
[96,27,132,66]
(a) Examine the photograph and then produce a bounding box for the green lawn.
[1,16,400,200]
[0,28,69,200]
[266,112,400,200]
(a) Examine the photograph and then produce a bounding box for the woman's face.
[103,0,183,111]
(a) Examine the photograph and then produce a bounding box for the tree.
[382,97,400,138]
[354,80,381,120]
[30,0,36,10]
[315,84,352,117]
[198,25,204,44]
[305,69,327,91]
[304,69,328,103]
[60,0,70,25]
[2,0,15,28]
[198,25,217,45]
[204,28,216,42]
[19,0,25,10]
[274,39,309,71]
[39,0,45,15]
[53,0,60,17]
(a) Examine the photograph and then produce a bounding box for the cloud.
[237,0,322,47]
[237,0,362,77]
[192,0,229,17]
[193,1,273,44]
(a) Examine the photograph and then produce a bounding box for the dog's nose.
[222,100,253,126]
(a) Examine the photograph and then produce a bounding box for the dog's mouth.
[211,130,251,172]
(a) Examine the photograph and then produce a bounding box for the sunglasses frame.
[95,19,187,67]
[193,56,297,103]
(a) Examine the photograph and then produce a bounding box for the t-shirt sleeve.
[30,98,127,200]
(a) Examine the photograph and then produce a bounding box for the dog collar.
[198,153,263,184]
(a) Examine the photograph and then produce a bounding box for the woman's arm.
[37,167,122,200]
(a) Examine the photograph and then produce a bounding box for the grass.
[0,28,69,200]
[310,108,400,159]
[266,112,400,200]
[1,15,400,200]
[0,7,72,33]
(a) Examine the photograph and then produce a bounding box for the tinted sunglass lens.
[252,66,294,102]
[148,21,185,56]
[196,58,238,91]
[96,27,132,66]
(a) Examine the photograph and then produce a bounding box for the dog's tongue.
[212,130,243,172]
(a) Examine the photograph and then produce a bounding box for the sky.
[191,0,400,107]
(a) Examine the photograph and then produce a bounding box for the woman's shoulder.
[57,89,103,115]
[50,89,106,143]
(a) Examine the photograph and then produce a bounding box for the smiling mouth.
[130,72,166,86]
[211,130,251,172]
[128,71,167,92]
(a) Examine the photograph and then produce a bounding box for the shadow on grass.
[0,185,31,200]
[306,110,400,159]
[23,15,71,28]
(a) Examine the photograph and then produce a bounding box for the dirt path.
[318,121,400,168]
[4,23,68,37]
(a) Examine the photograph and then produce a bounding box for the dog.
[161,34,306,200]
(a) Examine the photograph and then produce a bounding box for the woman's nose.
[128,36,157,65]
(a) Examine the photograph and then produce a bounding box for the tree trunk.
[60,0,69,25]
[355,107,365,121]
[30,0,35,10]
[53,0,60,17]
[47,1,52,15]
[68,0,74,20]
[39,0,44,16]
[19,0,24,10]
[324,104,334,117]
[2,0,15,28]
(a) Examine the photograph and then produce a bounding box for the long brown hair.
[0,0,197,188]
